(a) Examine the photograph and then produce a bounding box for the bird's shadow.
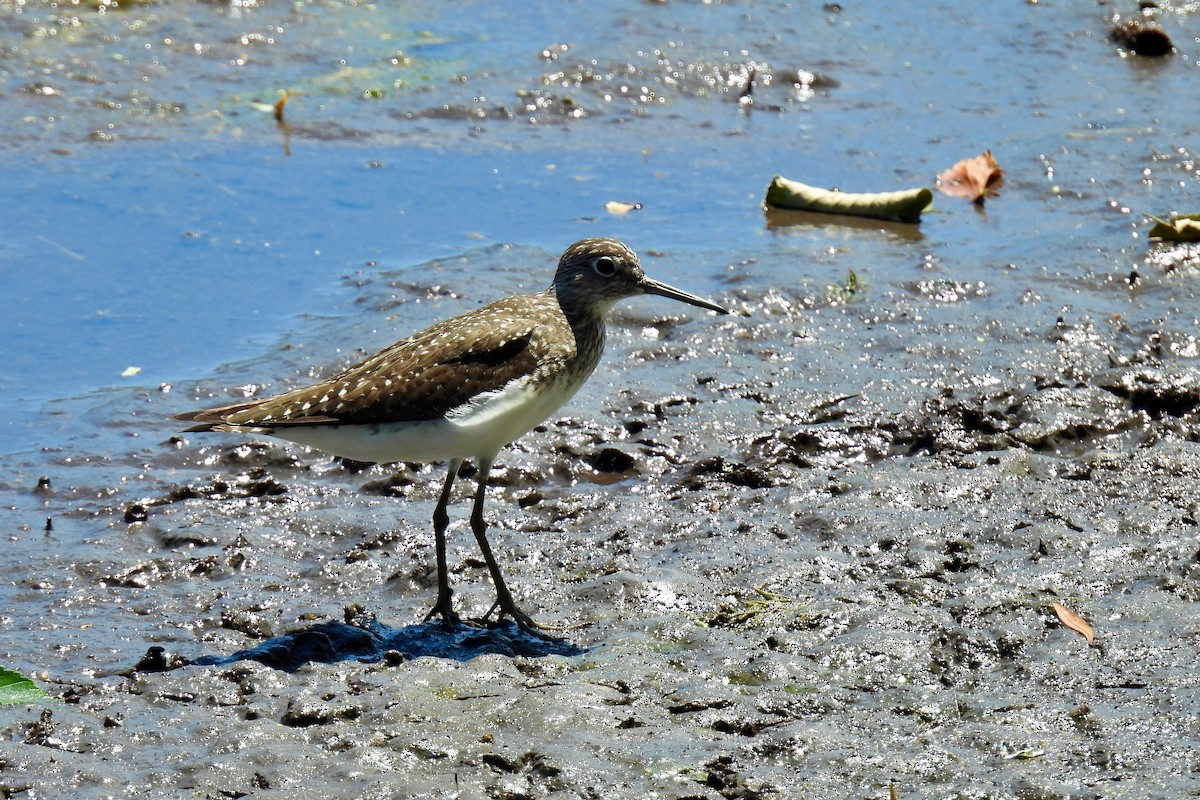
[137,614,584,674]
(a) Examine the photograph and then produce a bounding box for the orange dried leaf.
[936,150,1004,203]
[1052,602,1094,644]
[274,91,290,122]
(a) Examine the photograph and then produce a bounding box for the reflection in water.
[762,206,927,243]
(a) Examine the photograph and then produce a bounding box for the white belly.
[265,375,584,464]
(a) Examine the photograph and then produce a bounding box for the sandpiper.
[177,238,729,637]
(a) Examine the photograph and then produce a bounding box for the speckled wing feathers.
[178,291,577,430]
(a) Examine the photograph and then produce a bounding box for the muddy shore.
[3,1,1200,798]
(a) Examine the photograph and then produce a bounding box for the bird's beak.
[640,277,730,315]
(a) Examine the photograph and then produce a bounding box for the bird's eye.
[593,255,617,277]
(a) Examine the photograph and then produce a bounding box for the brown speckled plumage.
[180,292,584,430]
[175,238,728,637]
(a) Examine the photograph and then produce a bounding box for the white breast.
[265,372,588,465]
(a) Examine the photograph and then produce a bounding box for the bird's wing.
[177,293,577,431]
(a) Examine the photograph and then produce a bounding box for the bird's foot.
[479,598,581,640]
[423,593,468,632]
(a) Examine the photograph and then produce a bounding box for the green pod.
[765,175,933,224]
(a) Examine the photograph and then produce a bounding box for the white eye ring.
[593,255,617,277]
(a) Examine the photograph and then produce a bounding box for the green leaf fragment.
[827,268,861,305]
[765,175,933,224]
[707,586,795,629]
[1145,213,1200,242]
[0,667,54,705]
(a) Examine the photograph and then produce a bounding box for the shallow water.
[2,1,1200,798]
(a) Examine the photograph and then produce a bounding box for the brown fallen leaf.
[1052,602,1094,645]
[936,150,1004,204]
[274,90,290,122]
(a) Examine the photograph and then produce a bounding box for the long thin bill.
[641,277,730,315]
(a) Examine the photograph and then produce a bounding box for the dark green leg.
[423,458,462,629]
[469,457,557,639]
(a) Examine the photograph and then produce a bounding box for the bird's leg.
[423,458,463,630]
[468,458,560,639]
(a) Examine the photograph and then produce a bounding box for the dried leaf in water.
[274,90,290,122]
[1145,213,1200,242]
[1052,602,1094,644]
[248,90,290,119]
[936,151,1004,204]
[605,201,643,214]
